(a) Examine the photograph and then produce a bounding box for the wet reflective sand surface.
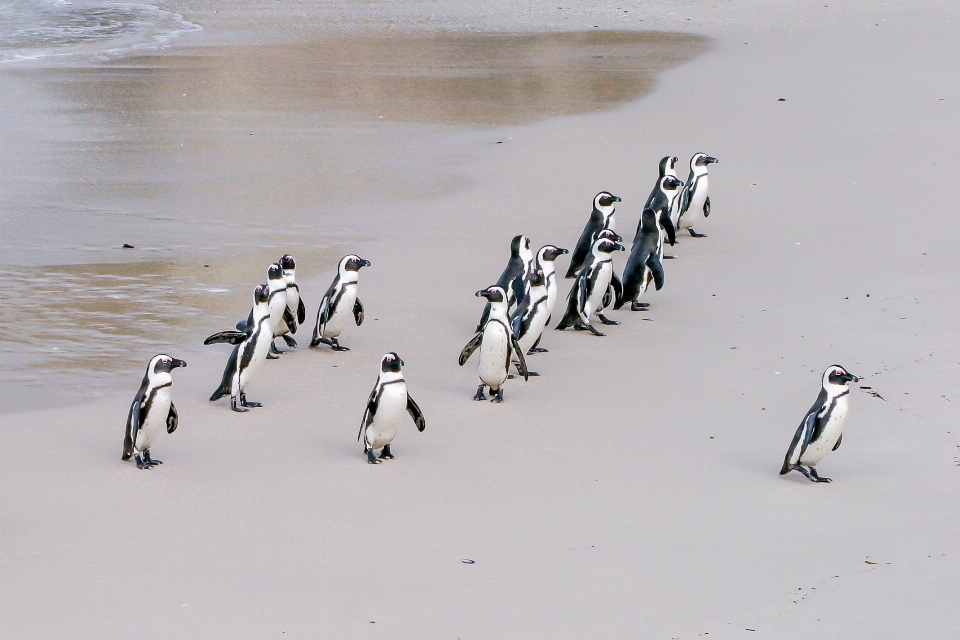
[0,30,708,410]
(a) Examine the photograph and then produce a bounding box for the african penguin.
[555,235,625,336]
[565,191,621,278]
[237,263,291,358]
[310,254,371,351]
[616,209,667,311]
[641,174,683,245]
[276,254,306,348]
[358,352,426,464]
[674,153,719,238]
[206,283,272,412]
[476,234,534,332]
[122,354,186,469]
[510,268,549,375]
[594,229,625,319]
[780,365,859,483]
[526,244,568,354]
[657,155,679,181]
[459,285,528,403]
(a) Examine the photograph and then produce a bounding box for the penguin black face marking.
[541,246,568,262]
[826,365,859,386]
[475,287,505,303]
[154,356,187,374]
[279,254,296,270]
[694,153,719,166]
[254,284,270,304]
[597,192,622,207]
[527,269,545,287]
[381,352,404,373]
[345,256,371,271]
[268,263,283,280]
[597,240,625,253]
[662,176,684,191]
[595,229,622,243]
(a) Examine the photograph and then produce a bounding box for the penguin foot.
[473,385,487,401]
[270,344,283,355]
[143,451,162,466]
[281,335,298,348]
[311,336,333,348]
[490,388,504,403]
[597,314,620,326]
[507,374,516,379]
[809,467,831,483]
[230,397,249,412]
[379,444,394,460]
[630,302,650,311]
[688,229,707,238]
[527,347,549,354]
[330,339,350,351]
[366,449,381,464]
[575,323,605,336]
[266,353,280,360]
[663,255,677,260]
[515,362,539,376]
[239,393,262,408]
[134,454,152,470]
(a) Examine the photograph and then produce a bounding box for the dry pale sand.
[2,2,960,638]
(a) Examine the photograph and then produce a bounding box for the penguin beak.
[398,358,405,367]
[614,243,625,251]
[360,259,371,268]
[475,289,492,299]
[706,156,719,164]
[171,359,187,368]
[558,247,569,254]
[843,372,859,383]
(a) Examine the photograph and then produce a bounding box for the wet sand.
[2,1,960,638]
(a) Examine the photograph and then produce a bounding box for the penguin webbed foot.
[597,313,620,326]
[490,388,504,403]
[515,362,539,376]
[630,302,650,311]
[142,450,162,466]
[379,444,394,460]
[281,335,298,348]
[311,336,333,349]
[134,454,152,470]
[269,343,283,355]
[231,397,249,413]
[366,449,381,464]
[266,353,280,360]
[688,229,707,238]
[527,347,548,354]
[331,338,350,352]
[239,393,262,408]
[575,323,605,336]
[809,467,831,483]
[473,385,487,401]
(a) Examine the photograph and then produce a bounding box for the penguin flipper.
[204,331,248,346]
[647,253,665,291]
[297,297,306,324]
[703,196,711,218]
[282,306,297,333]
[236,308,254,332]
[123,398,141,460]
[406,394,426,432]
[353,298,364,326]
[511,336,529,381]
[780,410,818,474]
[661,211,677,246]
[610,272,624,307]
[512,274,526,306]
[358,385,380,442]
[832,433,842,451]
[166,402,179,434]
[576,271,591,325]
[458,332,483,366]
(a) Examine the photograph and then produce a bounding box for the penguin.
[358,352,426,464]
[206,283,272,412]
[459,285,528,403]
[656,155,679,181]
[276,254,306,348]
[674,152,719,237]
[595,229,625,318]
[475,234,534,332]
[615,208,667,311]
[526,244,568,354]
[310,254,371,351]
[122,354,186,469]
[554,235,625,336]
[641,174,684,239]
[237,263,293,358]
[565,191,621,278]
[510,268,549,375]
[780,365,860,483]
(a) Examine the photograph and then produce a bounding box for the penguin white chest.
[545,273,557,318]
[367,382,408,450]
[516,298,548,353]
[800,395,849,466]
[324,284,357,338]
[239,326,271,391]
[268,292,287,334]
[681,176,709,229]
[479,321,510,388]
[586,262,613,314]
[136,387,171,451]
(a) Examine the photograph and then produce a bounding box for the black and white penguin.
[122,354,186,469]
[459,285,528,403]
[237,263,292,358]
[565,191,621,278]
[276,254,306,348]
[206,283,272,412]
[780,365,860,483]
[555,235,625,336]
[656,155,679,181]
[358,352,426,464]
[475,234,534,332]
[674,152,719,238]
[511,269,549,375]
[616,209,667,311]
[526,244,568,354]
[310,254,371,351]
[594,229,625,318]
[641,174,683,242]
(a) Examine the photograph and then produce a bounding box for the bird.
[275,254,306,348]
[476,234,534,332]
[459,285,528,403]
[310,254,371,351]
[525,244,568,354]
[780,365,860,483]
[122,354,186,469]
[511,268,549,375]
[566,191,621,278]
[674,152,719,238]
[358,352,426,464]
[556,234,625,336]
[616,208,667,311]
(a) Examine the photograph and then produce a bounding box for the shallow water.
[0,28,708,411]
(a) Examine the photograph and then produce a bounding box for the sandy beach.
[2,1,959,638]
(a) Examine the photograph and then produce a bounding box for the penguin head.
[381,352,405,374]
[279,254,296,272]
[267,263,284,282]
[510,234,532,257]
[659,156,679,177]
[527,269,546,287]
[692,153,719,169]
[538,245,568,263]
[341,255,371,273]
[253,283,270,305]
[661,176,684,192]
[151,354,187,375]
[475,286,507,304]
[594,191,621,210]
[594,228,622,243]
[823,365,859,390]
[593,237,625,254]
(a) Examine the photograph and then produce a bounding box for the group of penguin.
[123,151,859,481]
